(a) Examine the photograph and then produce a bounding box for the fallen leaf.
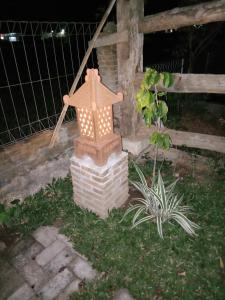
[78,279,86,289]
[177,271,186,276]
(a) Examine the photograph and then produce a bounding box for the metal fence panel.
[0,21,98,146]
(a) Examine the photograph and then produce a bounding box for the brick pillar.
[70,152,129,219]
[96,22,121,131]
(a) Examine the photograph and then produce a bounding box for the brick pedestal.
[70,152,129,218]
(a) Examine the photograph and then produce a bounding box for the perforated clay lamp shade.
[63,69,123,166]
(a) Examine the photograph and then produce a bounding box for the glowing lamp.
[63,69,123,166]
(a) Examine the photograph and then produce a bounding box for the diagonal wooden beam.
[49,0,118,148]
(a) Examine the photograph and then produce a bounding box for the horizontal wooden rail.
[94,1,225,48]
[136,125,225,154]
[135,72,225,94]
[93,30,128,48]
[139,0,225,34]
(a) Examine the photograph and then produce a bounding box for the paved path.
[0,226,135,300]
[0,226,98,300]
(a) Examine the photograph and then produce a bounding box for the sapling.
[136,68,173,181]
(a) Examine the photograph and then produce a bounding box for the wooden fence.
[94,0,225,154]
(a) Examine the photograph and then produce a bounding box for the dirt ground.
[180,112,225,136]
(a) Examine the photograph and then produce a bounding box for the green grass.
[7,162,225,300]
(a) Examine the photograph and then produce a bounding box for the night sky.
[0,0,186,22]
[1,0,225,73]
[0,0,224,145]
[0,0,110,21]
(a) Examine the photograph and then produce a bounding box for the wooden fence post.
[117,0,144,137]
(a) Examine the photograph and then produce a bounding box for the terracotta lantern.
[63,69,123,166]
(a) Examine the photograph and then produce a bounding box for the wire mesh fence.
[0,20,98,146]
[146,58,185,73]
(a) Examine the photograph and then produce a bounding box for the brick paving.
[0,225,135,300]
[0,226,98,300]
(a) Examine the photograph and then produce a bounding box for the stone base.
[122,136,149,156]
[74,134,122,166]
[70,152,129,219]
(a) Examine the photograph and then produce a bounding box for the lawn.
[5,156,225,300]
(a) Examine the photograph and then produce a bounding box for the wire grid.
[146,58,185,73]
[0,20,98,146]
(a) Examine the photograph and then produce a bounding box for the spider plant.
[121,164,199,238]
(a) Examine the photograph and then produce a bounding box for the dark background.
[0,0,203,21]
[0,0,224,142]
[1,0,225,73]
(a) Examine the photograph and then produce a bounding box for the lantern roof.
[63,69,123,110]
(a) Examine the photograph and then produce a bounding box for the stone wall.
[0,122,79,205]
[96,22,121,131]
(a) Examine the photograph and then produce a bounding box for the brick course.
[70,152,129,218]
[3,226,99,300]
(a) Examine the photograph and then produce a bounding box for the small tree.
[121,70,199,238]
[136,68,173,180]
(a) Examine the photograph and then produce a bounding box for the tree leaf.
[150,132,172,150]
[144,109,153,126]
[162,72,173,88]
[157,101,168,119]
[146,68,160,87]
